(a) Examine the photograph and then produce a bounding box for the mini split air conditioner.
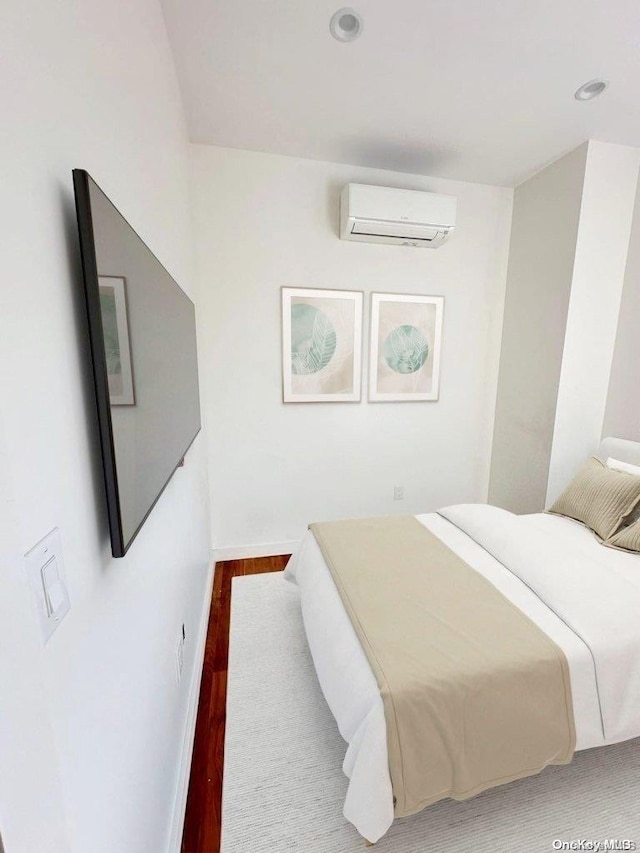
[339,183,456,248]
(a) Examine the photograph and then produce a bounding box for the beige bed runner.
[310,515,576,818]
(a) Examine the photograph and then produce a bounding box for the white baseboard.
[167,560,215,853]
[212,540,299,561]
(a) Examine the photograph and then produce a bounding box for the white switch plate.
[25,528,70,643]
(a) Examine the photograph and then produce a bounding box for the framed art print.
[98,275,135,405]
[369,293,443,402]
[282,287,363,402]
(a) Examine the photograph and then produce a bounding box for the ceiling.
[160,0,640,187]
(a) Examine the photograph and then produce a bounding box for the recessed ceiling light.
[574,79,609,101]
[330,8,363,42]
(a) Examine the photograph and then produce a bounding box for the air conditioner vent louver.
[350,219,448,243]
[340,184,456,249]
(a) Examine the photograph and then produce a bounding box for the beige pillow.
[547,456,640,540]
[605,520,640,553]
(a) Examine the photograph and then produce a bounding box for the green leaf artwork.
[291,303,337,375]
[383,324,429,374]
[100,288,122,376]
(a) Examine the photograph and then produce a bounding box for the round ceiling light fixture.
[574,78,609,101]
[330,8,363,42]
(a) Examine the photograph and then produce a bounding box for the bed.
[283,438,640,844]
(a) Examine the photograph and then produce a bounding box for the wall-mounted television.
[73,170,201,557]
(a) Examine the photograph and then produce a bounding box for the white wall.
[1,2,211,851]
[0,413,71,852]
[190,146,513,555]
[546,141,640,502]
[488,144,588,513]
[603,170,640,441]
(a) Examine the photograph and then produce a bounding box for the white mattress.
[283,510,640,843]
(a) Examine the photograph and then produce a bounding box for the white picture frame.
[369,292,444,402]
[282,287,363,403]
[98,275,135,406]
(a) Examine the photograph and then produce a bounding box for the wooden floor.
[181,555,290,853]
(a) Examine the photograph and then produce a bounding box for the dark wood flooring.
[181,555,290,853]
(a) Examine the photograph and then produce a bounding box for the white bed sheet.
[283,510,640,843]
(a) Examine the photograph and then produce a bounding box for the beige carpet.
[222,574,640,852]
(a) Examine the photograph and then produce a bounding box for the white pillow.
[606,456,640,477]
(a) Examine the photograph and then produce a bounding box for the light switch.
[41,556,65,615]
[25,528,70,643]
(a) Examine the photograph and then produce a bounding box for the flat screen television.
[73,170,201,557]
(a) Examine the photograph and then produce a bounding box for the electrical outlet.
[393,485,404,501]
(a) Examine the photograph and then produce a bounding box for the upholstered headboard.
[597,437,640,468]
